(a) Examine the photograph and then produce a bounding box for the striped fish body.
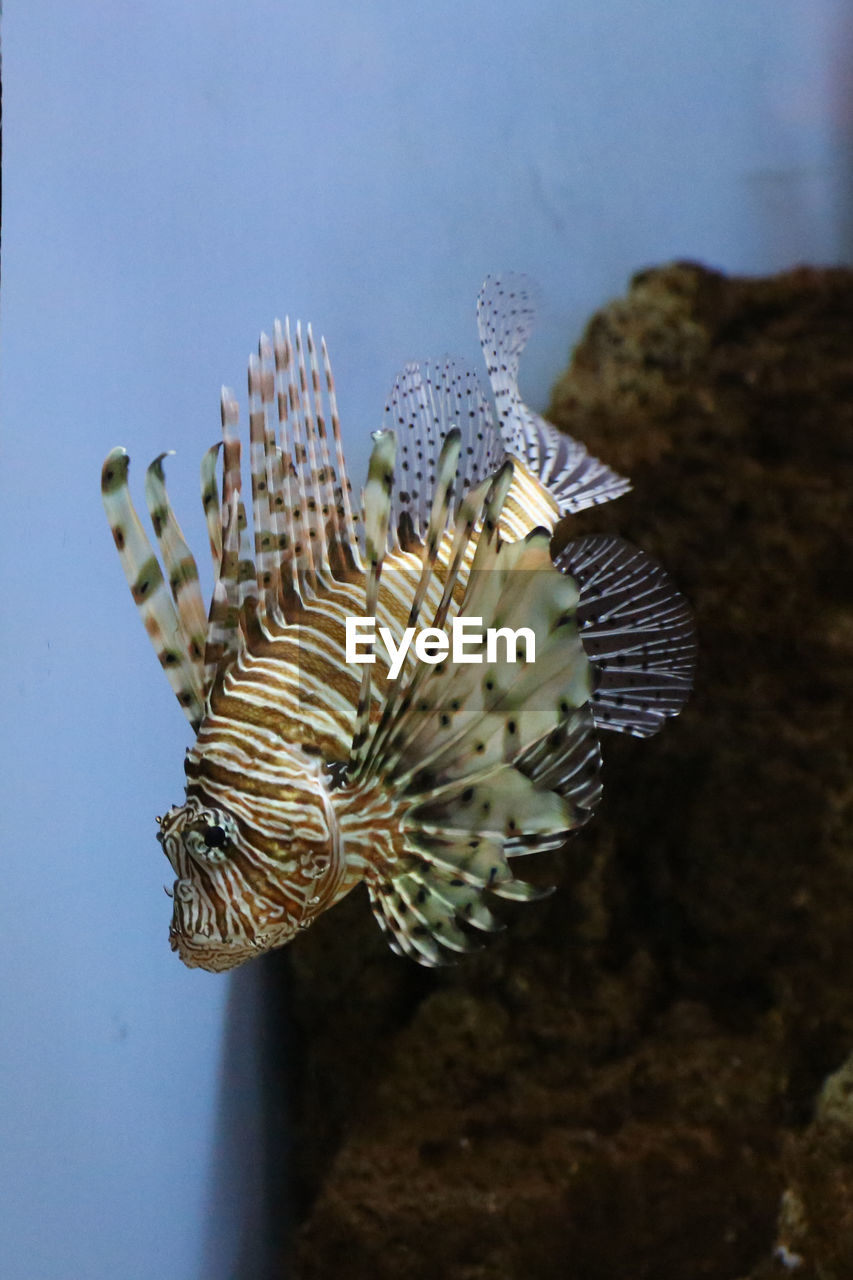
[162,479,593,970]
[104,277,695,970]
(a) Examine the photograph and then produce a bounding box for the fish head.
[156,768,348,971]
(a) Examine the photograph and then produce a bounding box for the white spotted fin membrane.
[101,277,695,970]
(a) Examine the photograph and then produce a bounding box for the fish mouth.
[168,887,303,971]
[167,883,262,972]
[169,921,264,972]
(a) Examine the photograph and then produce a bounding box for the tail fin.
[477,273,631,514]
[556,535,696,737]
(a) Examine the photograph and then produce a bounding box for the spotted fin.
[103,315,363,718]
[477,273,631,513]
[144,454,209,672]
[246,319,361,603]
[352,451,604,964]
[367,837,509,964]
[101,449,206,727]
[200,444,223,572]
[358,452,509,783]
[368,753,599,968]
[556,534,696,736]
[202,389,258,685]
[382,358,506,546]
[379,530,593,793]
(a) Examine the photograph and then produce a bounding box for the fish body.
[102,276,695,969]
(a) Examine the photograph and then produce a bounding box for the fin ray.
[349,431,397,776]
[144,454,208,672]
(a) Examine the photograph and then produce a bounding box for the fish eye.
[204,824,228,849]
[177,812,234,868]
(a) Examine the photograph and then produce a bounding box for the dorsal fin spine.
[293,321,332,575]
[321,334,361,571]
[360,429,466,780]
[248,341,282,625]
[349,430,397,778]
[200,441,223,574]
[280,317,317,592]
[271,321,300,599]
[144,452,208,666]
[306,324,344,567]
[100,448,206,727]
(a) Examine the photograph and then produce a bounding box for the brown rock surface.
[283,263,853,1279]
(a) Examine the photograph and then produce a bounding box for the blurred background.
[1,2,851,1277]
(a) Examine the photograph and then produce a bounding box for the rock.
[285,263,853,1279]
[767,1052,853,1278]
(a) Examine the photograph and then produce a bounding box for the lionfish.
[101,274,694,971]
